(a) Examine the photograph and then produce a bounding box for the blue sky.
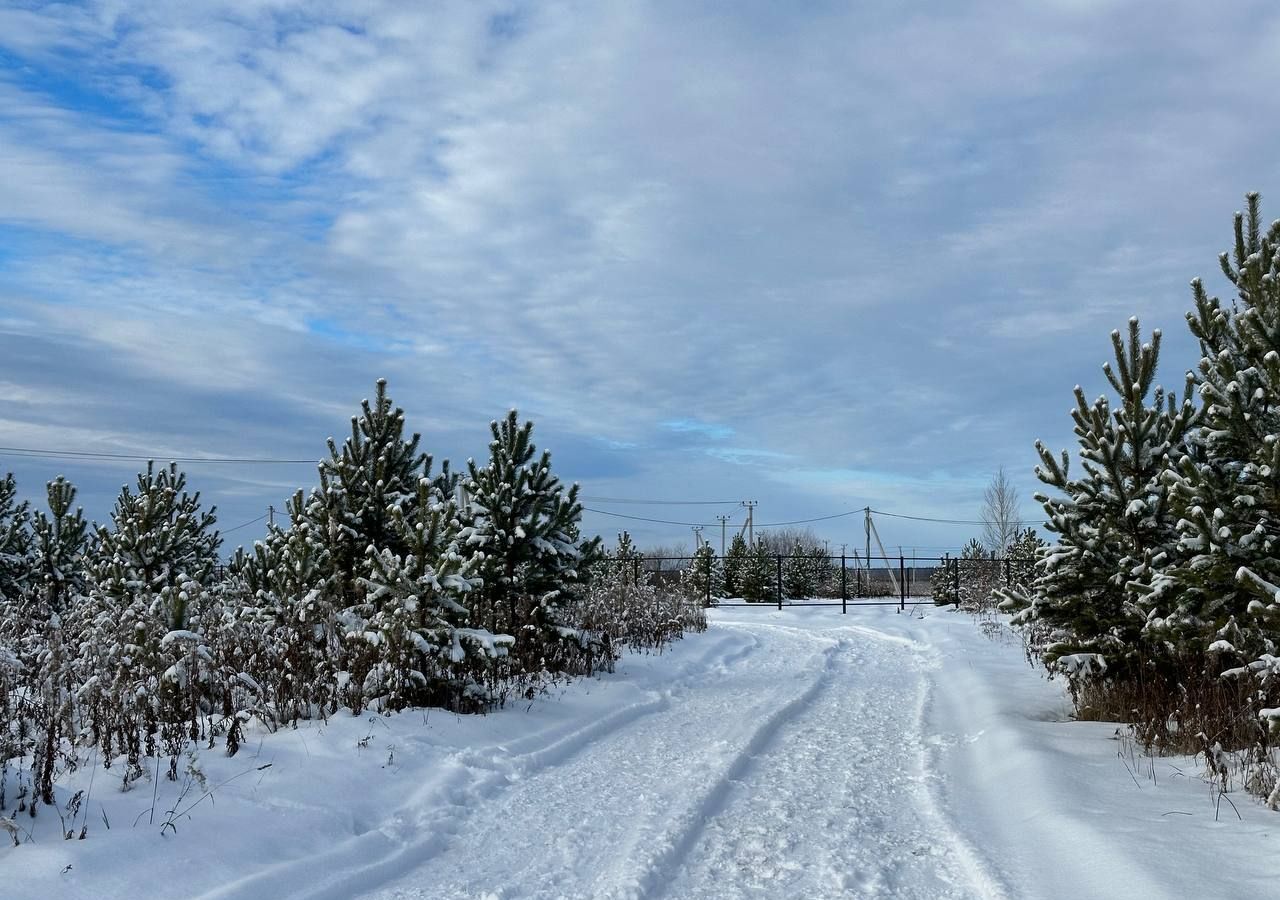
[1,0,1279,555]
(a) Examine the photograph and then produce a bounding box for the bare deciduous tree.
[981,467,1021,557]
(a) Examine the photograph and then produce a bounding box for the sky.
[2,0,1279,557]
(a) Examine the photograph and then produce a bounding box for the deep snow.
[7,604,1280,899]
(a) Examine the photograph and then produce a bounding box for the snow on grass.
[7,604,1280,899]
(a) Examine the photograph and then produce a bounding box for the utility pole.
[692,525,704,549]
[864,507,872,568]
[742,500,758,545]
[268,504,275,528]
[716,515,730,555]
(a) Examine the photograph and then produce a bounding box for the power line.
[221,514,271,535]
[579,496,740,505]
[0,445,317,465]
[583,508,708,527]
[869,508,1040,526]
[584,507,866,529]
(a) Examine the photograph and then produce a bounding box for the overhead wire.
[0,445,317,465]
[220,512,271,534]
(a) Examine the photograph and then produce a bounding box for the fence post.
[776,554,783,610]
[841,554,847,614]
[899,554,906,612]
[705,556,712,608]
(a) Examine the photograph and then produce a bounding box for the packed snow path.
[349,621,995,900]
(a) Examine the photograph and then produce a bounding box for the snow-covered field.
[10,604,1280,899]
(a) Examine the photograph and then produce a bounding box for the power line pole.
[716,514,730,555]
[864,506,872,568]
[742,500,758,545]
[268,504,275,528]
[692,525,704,549]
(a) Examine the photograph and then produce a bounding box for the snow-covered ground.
[9,604,1280,899]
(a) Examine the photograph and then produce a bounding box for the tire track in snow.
[358,625,841,900]
[654,621,1004,900]
[192,628,764,900]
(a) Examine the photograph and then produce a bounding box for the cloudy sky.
[1,0,1278,555]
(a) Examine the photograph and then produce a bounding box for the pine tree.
[459,411,600,673]
[1004,320,1196,678]
[689,543,722,602]
[722,533,748,598]
[28,477,89,620]
[305,379,428,611]
[783,541,818,600]
[359,475,508,711]
[1154,194,1280,659]
[741,541,774,603]
[231,490,345,721]
[0,473,32,631]
[1004,527,1046,592]
[72,462,220,777]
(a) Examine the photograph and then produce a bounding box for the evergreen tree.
[0,473,32,628]
[360,474,508,711]
[722,533,748,598]
[783,541,819,600]
[28,477,89,620]
[741,541,774,603]
[232,490,345,721]
[689,543,722,602]
[72,462,220,777]
[304,379,429,610]
[459,410,600,672]
[1003,320,1196,677]
[1154,194,1280,658]
[1004,527,1046,592]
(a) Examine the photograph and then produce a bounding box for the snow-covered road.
[15,606,1280,900]
[361,620,997,900]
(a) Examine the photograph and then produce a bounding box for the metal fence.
[600,553,1037,613]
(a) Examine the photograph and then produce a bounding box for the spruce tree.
[459,411,600,672]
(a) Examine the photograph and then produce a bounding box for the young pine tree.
[741,541,774,603]
[304,379,429,611]
[359,476,509,711]
[73,462,220,776]
[0,473,32,631]
[722,533,749,598]
[1156,194,1280,660]
[459,411,600,673]
[1005,321,1196,679]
